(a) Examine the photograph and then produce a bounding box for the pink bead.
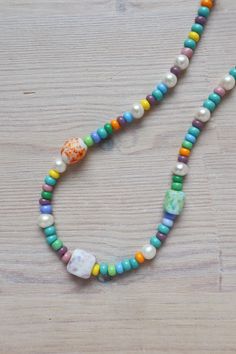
[42,184,54,192]
[214,87,226,98]
[181,47,194,59]
[62,251,72,264]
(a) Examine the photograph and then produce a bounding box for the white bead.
[172,162,189,176]
[131,103,144,119]
[67,249,96,279]
[38,214,54,228]
[175,54,189,70]
[220,74,235,91]
[195,107,211,123]
[53,156,67,173]
[163,72,178,88]
[141,244,156,260]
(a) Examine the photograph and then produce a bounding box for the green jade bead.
[164,189,185,215]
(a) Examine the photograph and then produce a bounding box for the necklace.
[37,0,221,281]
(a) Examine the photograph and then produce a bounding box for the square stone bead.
[67,249,96,279]
[163,189,185,215]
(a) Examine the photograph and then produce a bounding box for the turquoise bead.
[157,223,170,235]
[198,6,210,18]
[152,89,163,102]
[208,93,221,106]
[184,39,196,50]
[150,236,162,249]
[191,23,204,35]
[115,262,124,274]
[44,225,56,237]
[46,235,57,245]
[185,133,196,144]
[100,263,108,275]
[203,99,216,112]
[129,257,139,269]
[97,127,108,140]
[229,67,236,80]
[44,175,57,186]
[188,126,200,138]
[122,259,131,272]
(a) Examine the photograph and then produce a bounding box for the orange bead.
[201,0,213,9]
[179,147,191,157]
[135,251,145,264]
[110,119,120,131]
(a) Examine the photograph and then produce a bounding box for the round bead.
[156,232,167,242]
[185,133,196,144]
[135,251,145,264]
[163,72,177,88]
[180,47,194,59]
[58,246,68,257]
[192,119,205,131]
[122,259,131,272]
[61,137,87,165]
[201,0,213,9]
[91,131,101,144]
[141,244,156,260]
[104,123,113,135]
[219,75,236,91]
[39,198,51,205]
[108,264,116,277]
[191,23,204,35]
[179,147,191,157]
[45,175,57,186]
[182,140,193,150]
[178,155,189,164]
[172,182,183,191]
[146,95,156,107]
[97,127,108,139]
[140,99,151,111]
[53,156,67,173]
[92,263,100,276]
[44,225,56,237]
[46,235,57,245]
[164,211,177,221]
[117,116,126,127]
[157,83,168,94]
[172,175,183,183]
[129,257,139,269]
[173,162,189,176]
[170,66,181,78]
[152,89,164,101]
[188,31,200,42]
[40,205,53,214]
[198,6,210,18]
[42,184,54,192]
[131,103,145,119]
[49,169,60,180]
[110,119,120,131]
[229,67,236,80]
[157,224,170,235]
[184,39,197,50]
[115,262,124,274]
[123,111,134,123]
[195,16,207,26]
[38,214,54,228]
[214,87,226,98]
[208,93,221,106]
[195,107,211,123]
[100,263,108,276]
[83,135,94,147]
[188,126,201,138]
[162,217,174,228]
[150,236,162,249]
[203,99,216,112]
[41,191,53,200]
[62,251,72,264]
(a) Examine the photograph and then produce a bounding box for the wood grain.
[0,0,236,353]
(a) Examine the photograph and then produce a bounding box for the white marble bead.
[67,249,96,279]
[131,103,145,119]
[53,156,67,173]
[38,214,54,228]
[163,72,178,88]
[175,54,189,70]
[195,107,211,123]
[219,74,236,91]
[172,162,189,176]
[141,244,157,260]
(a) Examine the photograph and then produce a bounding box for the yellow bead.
[188,31,200,42]
[140,99,151,111]
[49,169,60,180]
[92,263,100,276]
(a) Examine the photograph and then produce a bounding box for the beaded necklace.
[37,0,232,281]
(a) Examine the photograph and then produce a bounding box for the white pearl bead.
[141,244,157,260]
[163,72,178,88]
[38,214,54,228]
[175,54,189,70]
[131,103,144,119]
[172,162,189,176]
[53,156,67,173]
[220,74,236,91]
[195,107,211,123]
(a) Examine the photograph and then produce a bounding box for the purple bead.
[146,95,156,107]
[57,246,68,257]
[117,116,126,127]
[39,198,51,205]
[214,87,226,98]
[91,131,101,144]
[42,184,54,192]
[195,16,207,26]
[156,232,167,242]
[192,119,205,131]
[40,205,53,214]
[170,66,182,78]
[164,211,177,221]
[178,155,189,164]
[180,47,194,59]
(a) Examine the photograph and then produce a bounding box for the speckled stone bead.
[61,137,87,165]
[67,249,96,279]
[195,16,207,26]
[192,119,205,130]
[146,95,156,107]
[164,189,185,215]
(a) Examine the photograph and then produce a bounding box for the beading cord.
[38,0,221,280]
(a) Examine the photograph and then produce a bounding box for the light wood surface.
[1,1,236,353]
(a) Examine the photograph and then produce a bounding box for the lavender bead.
[156,232,167,242]
[117,116,126,127]
[178,155,189,164]
[195,16,207,26]
[39,198,51,205]
[58,246,68,257]
[170,66,182,78]
[146,95,156,107]
[192,119,205,131]
[42,184,54,192]
[214,87,226,98]
[181,47,194,59]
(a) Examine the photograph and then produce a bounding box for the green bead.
[182,140,193,150]
[100,263,108,276]
[171,182,183,191]
[188,126,200,138]
[150,236,162,249]
[129,257,139,269]
[83,135,94,147]
[41,191,53,200]
[51,239,63,251]
[229,67,236,80]
[108,264,116,277]
[184,38,196,50]
[208,93,221,106]
[164,189,185,215]
[191,23,204,35]
[172,175,183,183]
[122,259,131,272]
[104,123,113,135]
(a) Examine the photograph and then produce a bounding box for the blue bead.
[184,38,197,50]
[129,257,139,269]
[44,225,56,237]
[208,93,221,106]
[198,6,210,18]
[45,175,57,186]
[188,126,200,138]
[150,236,162,249]
[122,259,131,272]
[152,89,163,101]
[115,262,124,274]
[157,83,168,95]
[46,235,57,245]
[123,111,134,123]
[185,133,196,144]
[157,224,170,235]
[229,67,236,80]
[97,127,108,140]
[91,131,101,144]
[164,211,177,221]
[40,205,53,214]
[203,99,216,112]
[100,263,108,275]
[162,218,174,228]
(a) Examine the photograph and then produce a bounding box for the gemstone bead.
[61,137,87,165]
[66,249,96,279]
[229,67,236,80]
[164,189,186,215]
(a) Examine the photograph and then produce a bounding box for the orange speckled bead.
[135,251,145,264]
[201,0,213,9]
[110,119,121,131]
[61,137,87,165]
[179,147,191,157]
